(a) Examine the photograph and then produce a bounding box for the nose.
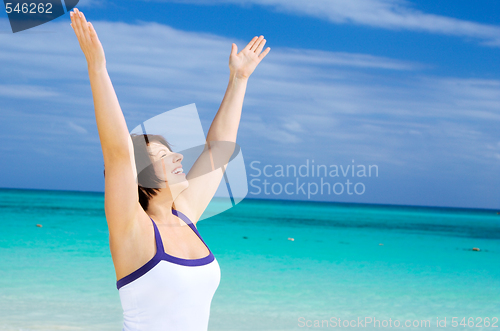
[174,153,183,163]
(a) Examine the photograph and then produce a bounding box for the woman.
[70,7,270,330]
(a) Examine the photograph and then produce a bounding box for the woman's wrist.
[230,69,250,81]
[88,61,107,74]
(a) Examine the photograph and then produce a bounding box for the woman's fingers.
[75,9,91,44]
[70,8,106,69]
[71,8,89,45]
[258,46,271,61]
[249,36,264,51]
[243,36,259,52]
[70,11,83,42]
[229,35,270,78]
[88,22,98,42]
[255,38,266,54]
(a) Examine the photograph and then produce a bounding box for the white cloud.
[0,84,60,99]
[0,18,499,195]
[241,114,302,143]
[154,0,500,47]
[68,121,88,134]
[269,48,425,71]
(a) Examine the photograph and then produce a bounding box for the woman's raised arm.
[175,36,270,222]
[206,36,270,143]
[71,8,140,234]
[71,8,130,158]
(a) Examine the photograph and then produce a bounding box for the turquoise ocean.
[0,188,499,331]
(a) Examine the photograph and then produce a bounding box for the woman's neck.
[146,190,178,225]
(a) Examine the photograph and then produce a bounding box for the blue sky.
[0,0,499,209]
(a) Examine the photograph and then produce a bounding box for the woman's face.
[147,141,188,190]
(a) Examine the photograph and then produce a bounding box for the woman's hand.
[229,36,270,80]
[70,8,106,71]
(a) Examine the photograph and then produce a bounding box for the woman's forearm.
[88,66,131,161]
[206,72,248,143]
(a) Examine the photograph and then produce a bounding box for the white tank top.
[116,209,221,331]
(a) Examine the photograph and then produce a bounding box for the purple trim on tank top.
[116,209,214,290]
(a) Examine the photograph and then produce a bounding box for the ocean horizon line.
[1,186,498,214]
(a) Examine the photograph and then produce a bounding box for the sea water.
[0,188,499,331]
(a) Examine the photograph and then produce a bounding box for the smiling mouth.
[172,167,184,175]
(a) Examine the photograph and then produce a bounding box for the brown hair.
[104,133,174,212]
